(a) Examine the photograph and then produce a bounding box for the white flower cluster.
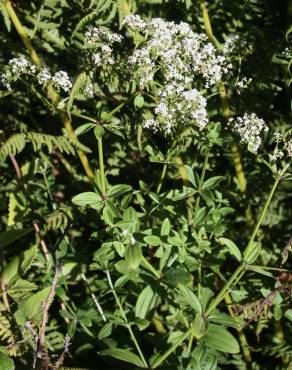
[223,34,253,57]
[0,56,72,93]
[228,113,269,153]
[143,85,208,134]
[0,56,36,91]
[9,56,36,75]
[84,27,122,67]
[51,71,72,92]
[123,15,232,134]
[271,132,292,161]
[37,67,72,92]
[236,76,252,91]
[124,15,230,88]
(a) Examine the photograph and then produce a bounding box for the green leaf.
[244,241,261,263]
[192,313,207,339]
[75,123,96,136]
[202,176,224,190]
[14,287,50,325]
[0,228,32,249]
[100,348,146,368]
[0,353,14,370]
[284,308,292,322]
[108,184,132,198]
[125,244,142,269]
[160,218,171,236]
[2,256,19,284]
[135,286,158,319]
[246,265,273,277]
[20,244,38,275]
[178,284,202,314]
[209,312,241,329]
[204,324,240,353]
[94,125,105,139]
[134,94,144,108]
[163,268,192,286]
[72,192,103,209]
[184,165,198,187]
[98,322,112,339]
[144,235,161,246]
[7,278,37,298]
[218,237,242,262]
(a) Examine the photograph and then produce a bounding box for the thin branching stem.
[105,270,148,368]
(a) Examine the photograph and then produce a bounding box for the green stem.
[246,165,289,249]
[151,326,193,369]
[193,152,209,225]
[105,270,148,368]
[206,264,244,316]
[98,137,106,197]
[206,164,290,316]
[187,331,194,354]
[156,163,168,194]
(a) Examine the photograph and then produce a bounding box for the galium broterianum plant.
[1,7,292,370]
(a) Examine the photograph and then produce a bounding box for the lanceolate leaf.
[135,286,158,319]
[125,244,142,269]
[72,192,103,209]
[244,241,261,264]
[204,324,240,353]
[218,237,242,262]
[178,284,202,314]
[108,184,132,198]
[100,348,146,368]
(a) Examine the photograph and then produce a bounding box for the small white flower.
[122,229,129,236]
[130,236,136,245]
[37,66,52,85]
[51,71,72,92]
[84,83,94,98]
[123,14,147,31]
[228,113,268,153]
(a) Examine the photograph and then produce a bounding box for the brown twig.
[33,221,50,262]
[51,334,71,370]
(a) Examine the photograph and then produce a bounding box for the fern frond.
[0,132,91,162]
[45,206,73,230]
[0,5,11,31]
[0,313,14,343]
